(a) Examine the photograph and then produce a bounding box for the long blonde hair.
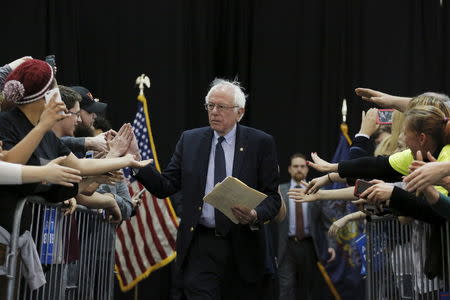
[406,92,450,112]
[374,110,406,156]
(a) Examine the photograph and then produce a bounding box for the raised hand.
[86,133,108,153]
[105,129,118,142]
[359,108,379,136]
[126,124,141,161]
[37,95,68,131]
[307,152,338,173]
[355,88,393,108]
[107,123,133,158]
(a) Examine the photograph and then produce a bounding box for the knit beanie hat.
[2,59,54,104]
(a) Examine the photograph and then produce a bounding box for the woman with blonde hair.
[374,110,406,156]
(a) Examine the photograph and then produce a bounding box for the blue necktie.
[214,136,230,235]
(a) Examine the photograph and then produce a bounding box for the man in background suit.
[134,79,281,300]
[277,153,336,300]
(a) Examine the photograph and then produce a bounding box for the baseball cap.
[70,86,107,114]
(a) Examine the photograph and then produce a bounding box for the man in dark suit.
[277,153,336,300]
[134,79,281,300]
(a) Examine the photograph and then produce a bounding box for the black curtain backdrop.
[2,0,450,298]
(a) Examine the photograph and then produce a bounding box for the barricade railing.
[366,216,450,300]
[1,196,117,300]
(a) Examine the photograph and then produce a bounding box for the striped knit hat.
[2,59,54,104]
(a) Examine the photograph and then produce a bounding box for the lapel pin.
[240,147,244,152]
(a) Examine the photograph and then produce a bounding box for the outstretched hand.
[355,88,393,108]
[288,188,320,203]
[404,150,444,192]
[359,180,392,205]
[125,154,152,168]
[307,152,338,173]
[305,174,331,194]
[43,156,82,187]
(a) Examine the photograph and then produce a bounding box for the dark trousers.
[181,226,264,300]
[278,237,332,300]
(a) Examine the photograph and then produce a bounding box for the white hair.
[204,78,246,122]
[205,78,247,109]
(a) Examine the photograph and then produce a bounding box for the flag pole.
[133,74,150,300]
[340,99,352,145]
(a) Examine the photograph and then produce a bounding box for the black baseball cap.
[70,86,107,114]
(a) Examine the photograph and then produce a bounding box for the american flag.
[115,93,179,292]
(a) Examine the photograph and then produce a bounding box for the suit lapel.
[232,124,247,177]
[198,128,213,193]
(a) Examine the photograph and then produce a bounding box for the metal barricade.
[366,216,450,300]
[1,196,117,300]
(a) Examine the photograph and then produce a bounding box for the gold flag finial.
[340,99,352,144]
[135,74,151,96]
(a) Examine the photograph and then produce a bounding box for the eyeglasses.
[67,111,81,117]
[204,103,239,112]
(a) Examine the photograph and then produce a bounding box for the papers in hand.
[203,176,267,224]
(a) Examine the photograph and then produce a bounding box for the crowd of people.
[0,56,449,300]
[0,57,152,298]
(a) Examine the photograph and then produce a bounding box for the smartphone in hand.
[376,109,394,125]
[45,55,56,74]
[354,179,374,197]
[44,87,62,104]
[44,87,65,115]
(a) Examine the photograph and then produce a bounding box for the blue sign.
[40,207,56,264]
[353,234,367,275]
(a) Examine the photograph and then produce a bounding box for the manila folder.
[203,176,267,224]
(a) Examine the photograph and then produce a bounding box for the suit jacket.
[135,124,281,282]
[277,182,336,264]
